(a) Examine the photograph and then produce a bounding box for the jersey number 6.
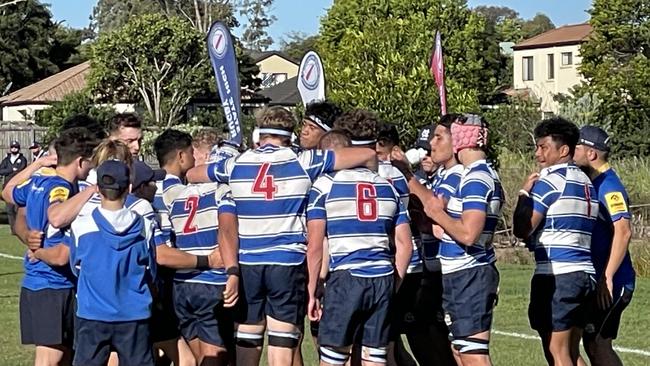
[252,162,277,200]
[356,183,378,221]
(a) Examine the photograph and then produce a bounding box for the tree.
[239,0,276,51]
[35,91,115,139]
[0,0,83,93]
[89,14,209,127]
[521,13,555,39]
[280,31,319,61]
[319,0,493,144]
[578,0,650,155]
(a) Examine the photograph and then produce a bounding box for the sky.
[48,0,592,45]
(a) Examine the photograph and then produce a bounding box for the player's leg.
[583,286,632,366]
[264,264,306,366]
[112,319,155,366]
[445,265,499,366]
[386,273,418,366]
[360,274,393,366]
[107,352,119,366]
[319,271,364,366]
[235,264,267,365]
[194,283,232,365]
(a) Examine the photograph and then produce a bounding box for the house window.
[547,54,555,79]
[561,52,573,66]
[522,56,534,81]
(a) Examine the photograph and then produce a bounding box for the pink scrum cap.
[450,114,488,153]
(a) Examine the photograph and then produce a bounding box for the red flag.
[430,31,447,115]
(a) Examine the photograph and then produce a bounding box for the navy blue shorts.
[73,317,153,366]
[528,271,596,332]
[442,264,499,339]
[238,264,306,326]
[319,271,393,349]
[173,282,234,347]
[584,286,633,340]
[151,269,180,343]
[390,271,441,338]
[20,287,75,346]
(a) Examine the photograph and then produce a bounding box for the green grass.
[1,226,649,365]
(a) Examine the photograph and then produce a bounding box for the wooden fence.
[0,121,48,162]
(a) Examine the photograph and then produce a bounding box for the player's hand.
[208,250,225,269]
[26,230,43,251]
[597,276,614,310]
[432,224,445,240]
[389,148,413,177]
[307,296,321,322]
[424,194,446,220]
[26,249,38,263]
[223,275,239,308]
[521,172,540,193]
[36,154,57,168]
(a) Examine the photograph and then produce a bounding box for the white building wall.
[513,44,583,114]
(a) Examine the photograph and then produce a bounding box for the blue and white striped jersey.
[529,163,598,275]
[378,161,421,273]
[206,144,336,265]
[153,174,184,245]
[165,182,236,285]
[422,164,463,262]
[307,168,409,277]
[439,160,503,274]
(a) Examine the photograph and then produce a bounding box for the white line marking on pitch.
[0,252,22,260]
[493,330,650,357]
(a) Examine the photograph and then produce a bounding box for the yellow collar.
[596,163,610,174]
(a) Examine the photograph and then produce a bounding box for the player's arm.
[306,218,326,321]
[332,147,378,171]
[513,173,548,239]
[607,218,632,280]
[13,207,43,250]
[1,154,57,204]
[218,210,239,307]
[33,244,70,266]
[186,158,232,184]
[48,186,97,228]
[393,223,413,288]
[427,203,486,246]
[156,245,205,269]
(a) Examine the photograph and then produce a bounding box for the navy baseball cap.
[132,160,165,190]
[97,160,131,190]
[29,142,40,149]
[579,125,610,152]
[10,140,19,148]
[416,126,433,150]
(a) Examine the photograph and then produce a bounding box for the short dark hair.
[438,113,460,130]
[377,122,400,148]
[154,129,193,166]
[319,130,351,150]
[333,109,378,144]
[305,100,343,130]
[61,114,107,139]
[534,117,580,155]
[108,113,142,134]
[99,186,128,201]
[55,127,100,166]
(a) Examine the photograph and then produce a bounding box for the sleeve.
[530,176,560,215]
[461,172,493,212]
[299,150,336,181]
[11,178,32,207]
[206,157,234,184]
[391,171,410,207]
[0,158,11,175]
[436,171,462,200]
[68,228,80,277]
[146,222,158,281]
[601,185,631,222]
[47,183,71,205]
[393,189,410,227]
[152,196,173,246]
[217,185,237,215]
[306,184,328,221]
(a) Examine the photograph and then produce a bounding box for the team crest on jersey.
[605,192,627,214]
[49,186,70,203]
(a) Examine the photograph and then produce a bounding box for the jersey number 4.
[183,196,199,234]
[252,162,277,200]
[356,183,378,221]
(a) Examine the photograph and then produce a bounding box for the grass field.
[0,226,648,365]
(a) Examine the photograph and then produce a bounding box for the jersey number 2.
[252,162,277,200]
[183,196,199,234]
[356,183,378,221]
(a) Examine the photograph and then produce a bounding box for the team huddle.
[0,102,635,366]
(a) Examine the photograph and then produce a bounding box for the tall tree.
[521,13,555,39]
[239,0,276,51]
[0,0,83,94]
[578,0,650,155]
[280,31,319,60]
[319,0,494,144]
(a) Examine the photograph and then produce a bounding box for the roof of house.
[513,23,592,50]
[0,61,91,106]
[246,50,299,65]
[258,77,300,106]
